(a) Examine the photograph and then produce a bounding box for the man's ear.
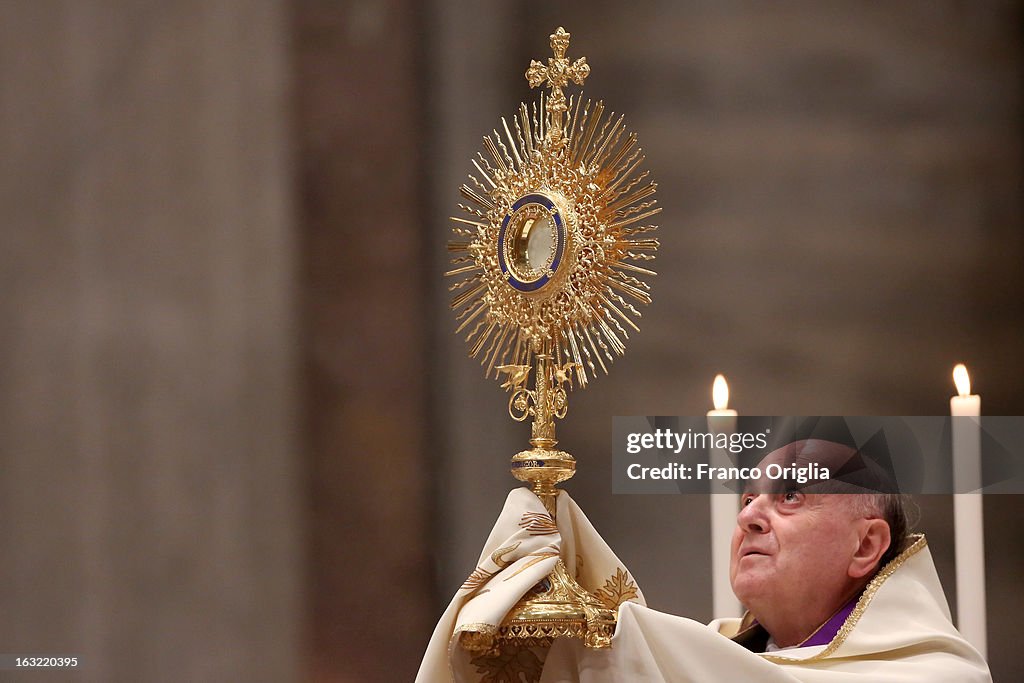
[849,519,891,579]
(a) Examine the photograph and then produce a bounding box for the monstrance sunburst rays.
[447,28,660,393]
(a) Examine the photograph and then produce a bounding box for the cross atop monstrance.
[525,27,590,144]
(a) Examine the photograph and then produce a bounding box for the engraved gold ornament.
[447,27,657,655]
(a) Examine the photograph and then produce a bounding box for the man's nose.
[737,496,769,534]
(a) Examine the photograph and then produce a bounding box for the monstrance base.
[461,559,616,654]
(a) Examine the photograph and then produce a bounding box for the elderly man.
[726,438,908,652]
[418,437,992,682]
[729,489,900,652]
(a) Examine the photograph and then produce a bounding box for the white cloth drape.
[416,488,644,682]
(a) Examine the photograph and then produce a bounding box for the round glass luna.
[497,193,567,292]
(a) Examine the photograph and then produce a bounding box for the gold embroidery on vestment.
[519,511,559,535]
[594,567,640,610]
[762,534,928,664]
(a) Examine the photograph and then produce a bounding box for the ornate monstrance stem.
[529,352,557,449]
[503,341,576,518]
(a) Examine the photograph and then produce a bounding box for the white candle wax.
[950,363,986,659]
[708,374,741,618]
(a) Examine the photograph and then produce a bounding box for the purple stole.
[799,595,858,647]
[732,594,859,652]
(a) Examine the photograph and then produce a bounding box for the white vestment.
[418,488,991,683]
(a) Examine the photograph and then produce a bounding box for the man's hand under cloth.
[416,488,644,682]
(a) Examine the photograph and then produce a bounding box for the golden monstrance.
[447,27,660,652]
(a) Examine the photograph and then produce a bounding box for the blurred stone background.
[1,1,1020,681]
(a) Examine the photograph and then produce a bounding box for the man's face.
[729,442,870,619]
[729,490,863,614]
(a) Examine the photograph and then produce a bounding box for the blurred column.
[0,2,300,681]
[291,1,435,681]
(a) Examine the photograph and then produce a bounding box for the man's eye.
[742,495,755,507]
[782,491,802,503]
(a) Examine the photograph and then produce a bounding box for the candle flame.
[712,374,730,410]
[953,363,971,397]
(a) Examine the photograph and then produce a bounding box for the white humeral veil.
[417,488,645,683]
[419,489,991,683]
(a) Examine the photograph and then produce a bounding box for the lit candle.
[707,374,741,618]
[950,363,986,659]
[708,374,738,422]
